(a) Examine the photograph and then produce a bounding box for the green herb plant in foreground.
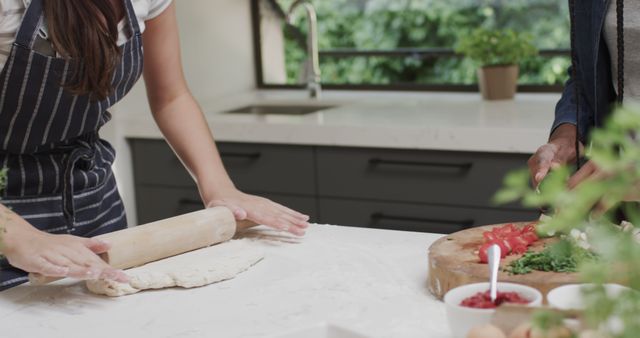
[456,28,538,67]
[494,105,640,337]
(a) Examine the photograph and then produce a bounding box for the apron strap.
[123,0,142,37]
[14,0,43,49]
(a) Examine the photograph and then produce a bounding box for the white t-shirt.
[0,0,172,69]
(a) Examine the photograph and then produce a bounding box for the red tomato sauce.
[460,290,531,309]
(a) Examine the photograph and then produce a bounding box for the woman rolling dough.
[0,0,309,290]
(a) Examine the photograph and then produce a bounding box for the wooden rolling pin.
[29,207,243,285]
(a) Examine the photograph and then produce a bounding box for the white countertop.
[0,224,449,338]
[114,90,559,154]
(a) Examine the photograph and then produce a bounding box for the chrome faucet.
[286,0,321,99]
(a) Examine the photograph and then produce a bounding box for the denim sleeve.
[552,67,592,142]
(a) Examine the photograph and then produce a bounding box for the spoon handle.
[488,244,502,302]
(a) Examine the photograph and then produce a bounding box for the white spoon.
[488,244,502,303]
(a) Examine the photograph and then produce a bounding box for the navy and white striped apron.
[0,0,144,290]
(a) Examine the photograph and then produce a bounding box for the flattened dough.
[86,239,264,297]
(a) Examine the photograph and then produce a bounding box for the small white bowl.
[547,283,629,311]
[444,282,543,338]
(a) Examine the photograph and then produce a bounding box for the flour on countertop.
[86,239,265,297]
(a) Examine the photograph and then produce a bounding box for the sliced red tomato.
[478,243,492,263]
[505,223,518,232]
[506,235,529,249]
[490,228,505,237]
[483,231,498,242]
[492,224,519,238]
[478,223,538,264]
[487,240,510,256]
[520,223,537,235]
[499,239,511,255]
[511,244,528,255]
[521,231,539,244]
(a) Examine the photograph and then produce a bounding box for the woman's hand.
[1,213,128,281]
[204,187,310,236]
[528,124,582,186]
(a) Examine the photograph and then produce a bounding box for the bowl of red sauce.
[443,282,542,338]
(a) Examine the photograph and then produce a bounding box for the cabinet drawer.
[318,198,538,234]
[317,147,530,208]
[130,139,316,195]
[136,186,318,225]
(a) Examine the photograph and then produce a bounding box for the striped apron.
[0,0,143,290]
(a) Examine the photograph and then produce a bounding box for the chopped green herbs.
[506,240,597,275]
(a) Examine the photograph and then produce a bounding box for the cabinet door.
[136,186,318,225]
[130,139,316,196]
[317,146,531,208]
[318,198,538,234]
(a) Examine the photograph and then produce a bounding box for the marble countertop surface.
[0,224,449,338]
[114,90,560,154]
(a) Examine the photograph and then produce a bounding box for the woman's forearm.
[0,203,38,254]
[150,91,234,202]
[141,3,232,203]
[139,4,309,235]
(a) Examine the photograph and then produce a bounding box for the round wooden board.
[428,222,579,300]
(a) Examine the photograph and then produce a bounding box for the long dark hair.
[567,0,625,170]
[43,0,121,100]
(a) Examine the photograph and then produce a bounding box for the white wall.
[174,0,257,101]
[103,0,257,225]
[260,1,287,83]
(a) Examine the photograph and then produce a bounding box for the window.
[252,0,570,91]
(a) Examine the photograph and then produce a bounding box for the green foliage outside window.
[494,105,640,337]
[277,0,570,86]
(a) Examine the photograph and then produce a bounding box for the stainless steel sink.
[224,105,334,115]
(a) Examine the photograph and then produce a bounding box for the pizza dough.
[86,239,265,297]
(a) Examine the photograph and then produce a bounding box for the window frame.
[250,0,568,93]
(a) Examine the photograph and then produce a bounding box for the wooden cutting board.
[427,222,579,300]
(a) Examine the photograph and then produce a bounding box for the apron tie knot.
[61,133,98,226]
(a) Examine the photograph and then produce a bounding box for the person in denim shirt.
[528,0,633,189]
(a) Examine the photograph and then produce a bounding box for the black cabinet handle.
[220,151,262,160]
[368,158,472,172]
[178,198,203,206]
[370,212,474,228]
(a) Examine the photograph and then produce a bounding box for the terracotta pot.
[477,65,519,100]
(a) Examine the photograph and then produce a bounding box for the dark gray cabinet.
[129,139,537,233]
[131,140,315,194]
[316,147,528,208]
[318,198,536,234]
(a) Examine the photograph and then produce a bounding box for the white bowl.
[547,283,629,311]
[444,282,543,338]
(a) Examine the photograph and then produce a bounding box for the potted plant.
[456,29,538,100]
